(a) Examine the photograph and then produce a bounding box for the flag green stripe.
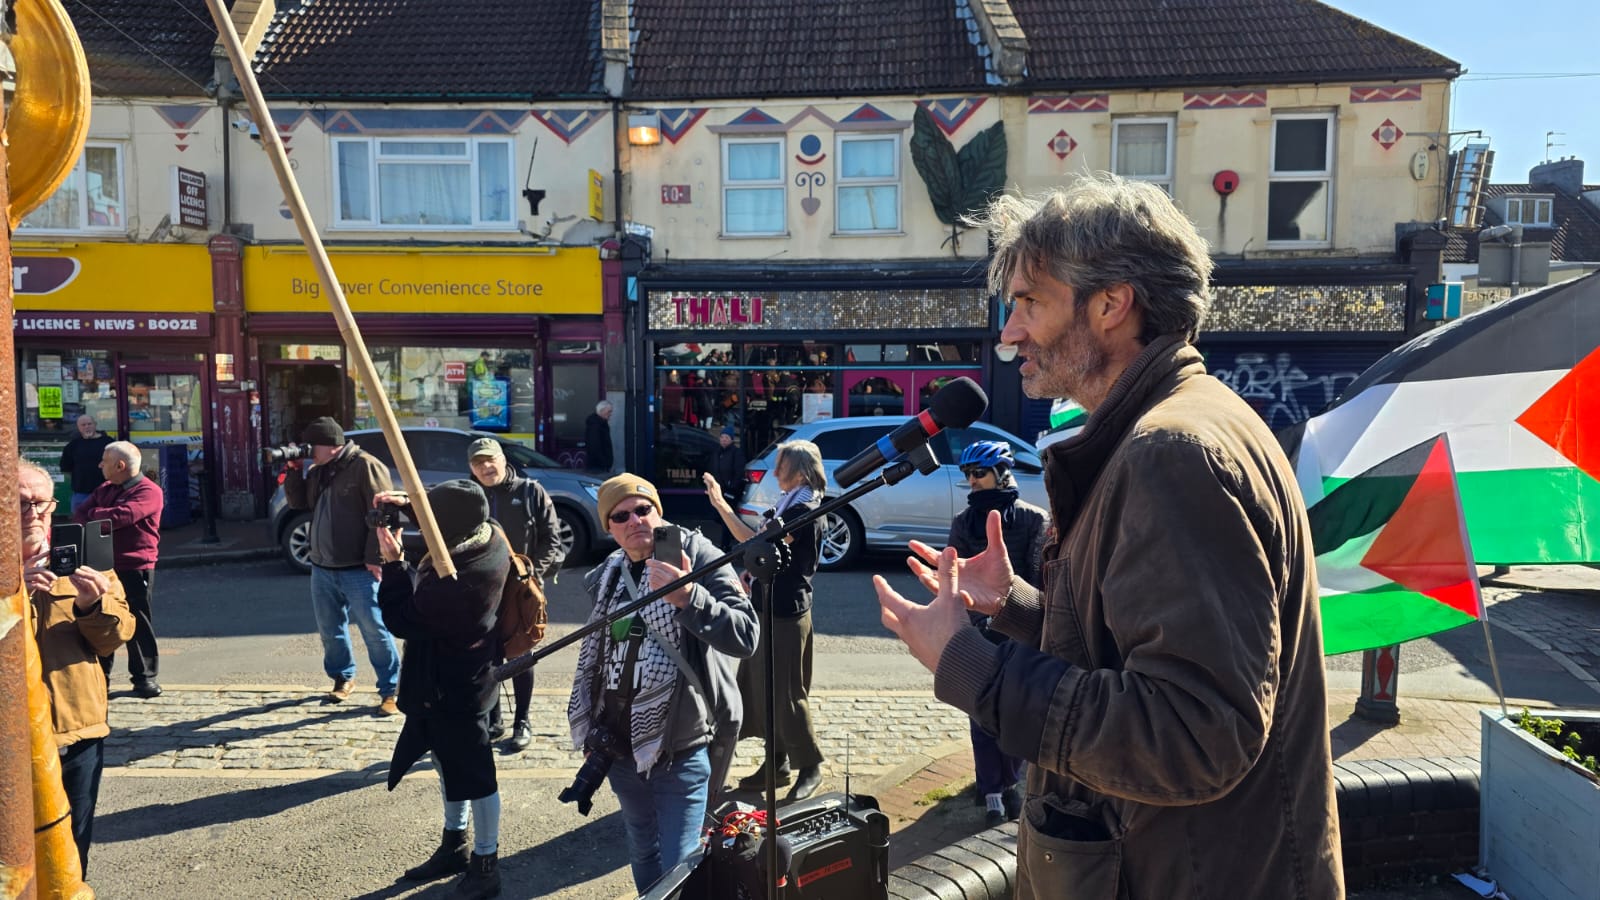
[1321,584,1477,655]
[1322,467,1600,565]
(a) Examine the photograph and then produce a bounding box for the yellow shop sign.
[243,245,601,314]
[13,242,213,312]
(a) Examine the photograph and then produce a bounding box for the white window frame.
[1267,112,1336,248]
[834,133,902,234]
[18,141,126,234]
[330,136,515,231]
[1111,117,1175,194]
[721,136,787,237]
[1504,195,1554,227]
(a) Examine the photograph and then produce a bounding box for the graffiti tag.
[1210,352,1360,431]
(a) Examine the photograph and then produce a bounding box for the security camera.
[232,117,261,140]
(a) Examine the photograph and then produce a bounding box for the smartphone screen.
[49,544,80,576]
[652,525,684,566]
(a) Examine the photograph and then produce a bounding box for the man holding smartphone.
[21,457,135,876]
[566,474,757,893]
[72,441,163,699]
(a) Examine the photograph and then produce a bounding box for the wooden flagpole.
[202,0,456,577]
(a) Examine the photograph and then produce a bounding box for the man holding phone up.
[566,474,757,893]
[73,441,163,698]
[21,457,136,875]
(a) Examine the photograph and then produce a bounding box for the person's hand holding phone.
[649,525,692,608]
[67,567,111,610]
[375,524,405,565]
[24,552,56,595]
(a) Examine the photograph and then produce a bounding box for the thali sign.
[172,166,208,228]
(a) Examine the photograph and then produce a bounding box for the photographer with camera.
[280,417,400,714]
[72,440,163,699]
[466,437,562,753]
[21,457,136,875]
[374,481,509,899]
[565,474,757,894]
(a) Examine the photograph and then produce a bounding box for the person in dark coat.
[584,401,614,473]
[703,428,748,549]
[377,480,511,900]
[59,415,115,509]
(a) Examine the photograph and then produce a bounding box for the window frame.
[329,135,516,231]
[1110,117,1175,193]
[18,141,127,234]
[1504,195,1554,227]
[720,136,787,237]
[833,133,903,234]
[1267,112,1336,248]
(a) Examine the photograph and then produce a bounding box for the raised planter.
[1480,709,1600,900]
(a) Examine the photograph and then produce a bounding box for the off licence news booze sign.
[13,313,211,337]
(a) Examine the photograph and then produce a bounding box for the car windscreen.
[810,423,898,461]
[499,441,561,469]
[752,426,799,461]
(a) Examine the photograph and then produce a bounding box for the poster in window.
[802,393,833,423]
[61,381,81,404]
[37,355,62,385]
[469,379,510,430]
[94,360,113,381]
[78,358,95,381]
[38,386,64,419]
[149,389,175,407]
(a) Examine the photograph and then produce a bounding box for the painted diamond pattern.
[1372,119,1404,150]
[658,108,709,143]
[917,98,985,136]
[1048,130,1078,160]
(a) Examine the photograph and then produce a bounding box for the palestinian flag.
[1283,271,1600,565]
[1311,434,1483,655]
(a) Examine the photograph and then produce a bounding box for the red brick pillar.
[208,235,257,519]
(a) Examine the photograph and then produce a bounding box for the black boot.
[734,753,790,791]
[453,851,501,899]
[403,828,469,882]
[789,765,823,802]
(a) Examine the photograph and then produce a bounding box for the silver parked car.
[737,417,1048,570]
[268,428,609,574]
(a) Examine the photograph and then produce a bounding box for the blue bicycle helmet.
[958,441,1013,471]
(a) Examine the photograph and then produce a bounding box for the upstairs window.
[1112,118,1174,194]
[333,137,514,229]
[836,135,901,232]
[19,143,125,233]
[1268,113,1334,245]
[722,137,786,236]
[1504,196,1554,227]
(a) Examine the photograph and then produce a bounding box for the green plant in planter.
[1515,708,1600,776]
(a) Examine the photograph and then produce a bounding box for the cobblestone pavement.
[105,687,972,778]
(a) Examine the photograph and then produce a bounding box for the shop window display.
[352,345,537,439]
[18,349,117,436]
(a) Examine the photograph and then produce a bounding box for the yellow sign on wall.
[242,245,603,314]
[13,242,213,312]
[587,170,605,222]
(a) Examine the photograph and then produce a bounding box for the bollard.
[1355,644,1401,724]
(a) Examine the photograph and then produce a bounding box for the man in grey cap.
[468,437,562,751]
[283,416,401,714]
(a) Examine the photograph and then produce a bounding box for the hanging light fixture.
[627,111,662,147]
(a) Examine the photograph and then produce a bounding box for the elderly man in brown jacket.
[877,175,1344,898]
[21,457,136,876]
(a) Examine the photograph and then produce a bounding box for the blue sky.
[1327,1,1599,184]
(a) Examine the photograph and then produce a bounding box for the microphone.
[834,377,988,487]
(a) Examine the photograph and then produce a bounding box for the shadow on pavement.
[96,765,383,841]
[492,812,629,899]
[112,695,379,765]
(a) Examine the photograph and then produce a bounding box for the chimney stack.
[1529,157,1584,196]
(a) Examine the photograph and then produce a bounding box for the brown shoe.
[327,678,355,702]
[377,695,400,717]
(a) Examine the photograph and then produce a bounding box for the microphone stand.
[493,450,937,900]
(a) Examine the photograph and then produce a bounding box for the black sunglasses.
[962,466,995,480]
[608,503,655,525]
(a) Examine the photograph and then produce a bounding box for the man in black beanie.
[376,479,509,900]
[282,416,401,714]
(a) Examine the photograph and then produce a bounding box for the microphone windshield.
[928,377,989,428]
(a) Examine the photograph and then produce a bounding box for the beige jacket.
[936,336,1344,899]
[30,570,135,747]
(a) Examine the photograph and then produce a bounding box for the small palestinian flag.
[1311,434,1483,655]
[1283,271,1600,565]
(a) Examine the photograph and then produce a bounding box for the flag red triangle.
[1516,347,1600,481]
[1360,438,1480,618]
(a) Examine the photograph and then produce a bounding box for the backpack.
[492,524,547,657]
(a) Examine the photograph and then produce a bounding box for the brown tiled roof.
[629,0,992,100]
[1011,0,1460,88]
[63,0,223,97]
[255,0,603,100]
[1444,184,1600,264]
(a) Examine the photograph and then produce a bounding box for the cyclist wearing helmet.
[949,440,1049,826]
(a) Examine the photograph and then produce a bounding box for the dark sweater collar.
[1041,334,1205,528]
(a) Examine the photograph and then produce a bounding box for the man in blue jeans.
[282,417,400,715]
[567,474,756,892]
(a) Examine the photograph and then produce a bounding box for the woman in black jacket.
[376,480,510,900]
[704,440,827,801]
[947,441,1048,827]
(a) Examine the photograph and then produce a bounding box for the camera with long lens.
[262,444,309,464]
[559,724,627,816]
[366,502,404,529]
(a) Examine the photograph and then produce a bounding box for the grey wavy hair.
[970,172,1214,343]
[775,440,826,495]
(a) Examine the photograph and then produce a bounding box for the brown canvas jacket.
[284,442,392,568]
[935,336,1343,899]
[30,570,135,747]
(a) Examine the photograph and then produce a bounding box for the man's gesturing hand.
[875,546,967,673]
[907,510,1014,616]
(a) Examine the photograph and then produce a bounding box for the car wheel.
[817,508,863,571]
[554,505,589,567]
[281,512,312,574]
